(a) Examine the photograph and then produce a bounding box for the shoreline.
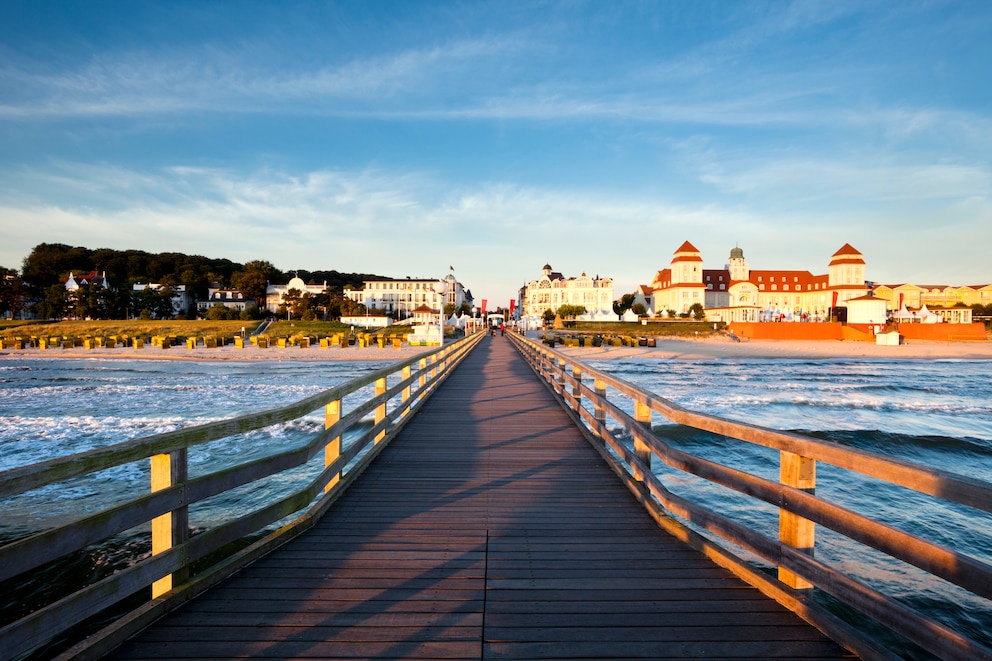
[554,335,992,361]
[2,334,991,362]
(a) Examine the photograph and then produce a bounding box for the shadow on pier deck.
[106,336,853,660]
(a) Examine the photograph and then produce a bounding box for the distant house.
[133,283,193,317]
[64,271,110,291]
[197,283,248,313]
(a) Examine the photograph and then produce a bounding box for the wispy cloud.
[0,33,524,119]
[8,160,988,300]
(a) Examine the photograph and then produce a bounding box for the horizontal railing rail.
[508,332,992,661]
[0,331,484,661]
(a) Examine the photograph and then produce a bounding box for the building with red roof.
[646,242,869,322]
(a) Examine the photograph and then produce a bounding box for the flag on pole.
[481,299,487,315]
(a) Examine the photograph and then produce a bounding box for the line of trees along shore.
[1,243,388,321]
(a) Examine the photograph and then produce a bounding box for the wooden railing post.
[324,399,341,492]
[571,364,582,412]
[401,365,412,416]
[419,357,428,391]
[633,399,652,476]
[594,378,607,432]
[779,451,815,590]
[150,449,188,598]
[374,377,387,442]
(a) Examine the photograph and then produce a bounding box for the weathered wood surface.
[107,336,854,660]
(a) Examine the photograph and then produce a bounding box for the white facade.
[198,283,248,312]
[266,276,328,313]
[340,314,392,329]
[344,274,471,319]
[64,271,110,291]
[647,242,870,323]
[520,264,614,318]
[133,283,192,317]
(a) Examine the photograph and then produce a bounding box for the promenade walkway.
[107,335,853,660]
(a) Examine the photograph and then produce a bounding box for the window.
[759,285,765,291]
[720,284,726,290]
[784,285,790,291]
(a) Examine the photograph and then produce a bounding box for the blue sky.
[1,1,990,305]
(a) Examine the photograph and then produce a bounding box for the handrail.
[508,332,992,661]
[0,331,484,661]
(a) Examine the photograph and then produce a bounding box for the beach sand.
[553,335,992,361]
[2,334,991,363]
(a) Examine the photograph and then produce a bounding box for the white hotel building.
[519,264,614,319]
[344,273,472,319]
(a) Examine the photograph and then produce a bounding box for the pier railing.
[0,331,483,661]
[509,333,992,661]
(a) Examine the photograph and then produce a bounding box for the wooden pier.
[106,336,852,660]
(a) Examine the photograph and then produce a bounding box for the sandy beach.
[2,333,991,362]
[553,334,992,361]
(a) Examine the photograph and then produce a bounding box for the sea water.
[586,356,992,657]
[1,356,990,657]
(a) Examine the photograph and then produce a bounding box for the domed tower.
[542,263,553,277]
[727,245,749,282]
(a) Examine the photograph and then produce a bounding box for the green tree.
[689,303,706,320]
[278,287,305,319]
[205,303,235,320]
[74,283,112,319]
[542,309,556,324]
[444,302,457,316]
[613,293,636,319]
[631,303,647,316]
[234,260,277,308]
[556,304,587,318]
[0,268,26,319]
[36,284,68,320]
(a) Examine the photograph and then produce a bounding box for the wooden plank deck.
[107,336,855,660]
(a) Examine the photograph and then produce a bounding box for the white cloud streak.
[2,161,989,303]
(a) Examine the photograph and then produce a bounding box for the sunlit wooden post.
[633,399,652,477]
[418,357,428,394]
[151,449,188,598]
[555,357,565,395]
[401,365,412,417]
[571,364,582,412]
[431,353,439,382]
[374,377,387,442]
[779,451,816,590]
[324,399,342,492]
[593,378,607,438]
